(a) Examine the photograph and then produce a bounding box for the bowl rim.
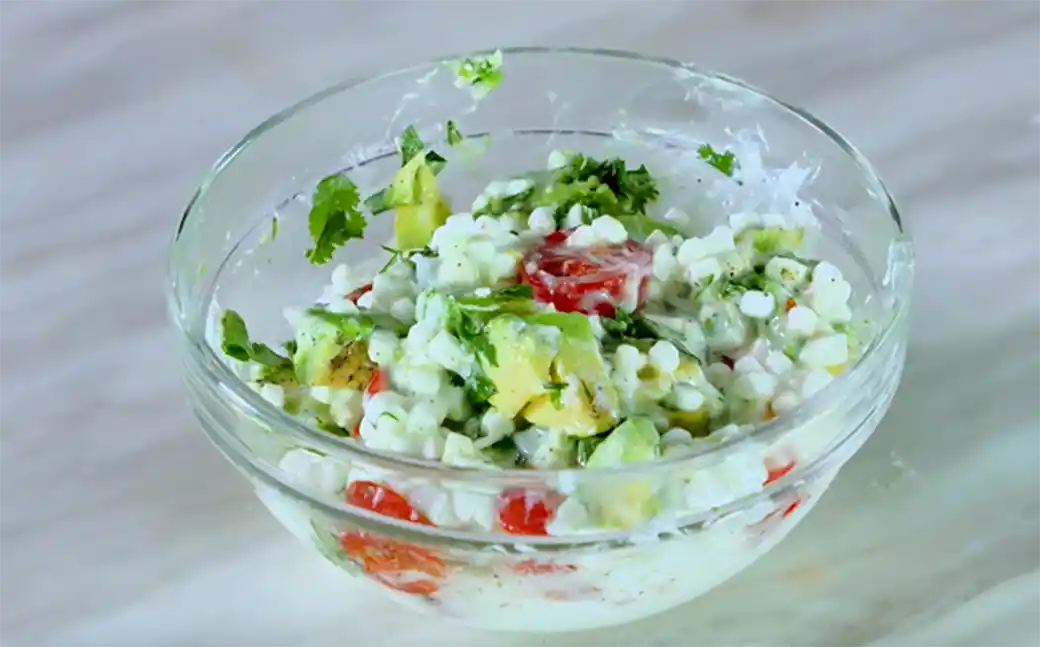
[168,46,914,543]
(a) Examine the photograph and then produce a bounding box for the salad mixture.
[212,52,866,611]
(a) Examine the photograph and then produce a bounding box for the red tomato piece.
[365,368,390,399]
[346,480,431,525]
[721,355,735,369]
[518,230,652,317]
[342,481,444,595]
[346,283,373,303]
[764,459,796,486]
[340,533,445,593]
[780,498,803,518]
[497,489,562,536]
[785,297,797,312]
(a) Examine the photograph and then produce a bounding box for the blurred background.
[2,1,1038,645]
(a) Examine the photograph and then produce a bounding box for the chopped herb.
[473,186,537,218]
[446,417,482,440]
[446,120,464,146]
[697,144,737,177]
[616,215,681,240]
[282,339,298,358]
[316,418,350,437]
[304,307,410,338]
[398,125,425,165]
[452,284,536,316]
[306,173,366,265]
[600,309,662,341]
[783,343,800,361]
[270,216,279,241]
[555,155,660,215]
[719,281,749,299]
[220,309,262,360]
[424,149,447,175]
[747,227,804,254]
[536,154,657,227]
[601,309,635,337]
[441,286,538,403]
[482,436,526,468]
[220,310,295,384]
[466,373,496,406]
[544,381,568,409]
[576,435,606,467]
[449,50,504,98]
[363,188,390,215]
[379,244,434,273]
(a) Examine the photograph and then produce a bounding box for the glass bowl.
[166,48,913,632]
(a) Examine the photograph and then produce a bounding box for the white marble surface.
[2,1,1039,645]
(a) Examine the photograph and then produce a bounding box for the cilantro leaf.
[282,340,298,358]
[466,373,496,406]
[575,435,605,467]
[220,310,295,384]
[697,144,737,177]
[396,125,447,172]
[304,307,410,338]
[453,284,536,317]
[555,155,660,215]
[482,436,527,468]
[306,174,366,265]
[220,310,252,362]
[600,309,705,360]
[398,125,425,165]
[532,154,661,231]
[449,50,504,98]
[379,244,434,273]
[441,286,538,402]
[363,188,391,215]
[615,215,681,240]
[424,149,447,175]
[446,120,464,146]
[544,381,567,410]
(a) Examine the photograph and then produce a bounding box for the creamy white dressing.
[224,125,869,631]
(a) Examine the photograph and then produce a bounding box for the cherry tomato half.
[764,459,796,486]
[340,533,445,591]
[345,480,431,525]
[518,230,652,317]
[365,368,390,399]
[341,481,444,595]
[497,489,562,536]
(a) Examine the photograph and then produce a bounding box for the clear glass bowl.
[166,48,913,632]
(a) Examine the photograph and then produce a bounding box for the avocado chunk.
[387,153,451,249]
[666,409,710,436]
[521,313,619,437]
[293,312,374,388]
[586,417,660,467]
[582,417,661,528]
[482,316,559,418]
[524,386,605,438]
